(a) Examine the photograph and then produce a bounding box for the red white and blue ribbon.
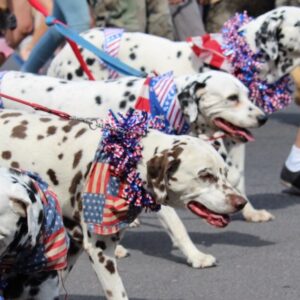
[135,72,189,134]
[102,28,124,79]
[187,13,293,114]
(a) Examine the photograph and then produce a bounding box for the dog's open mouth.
[187,201,230,228]
[213,118,254,142]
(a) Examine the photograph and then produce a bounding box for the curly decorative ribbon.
[221,12,293,114]
[100,109,165,213]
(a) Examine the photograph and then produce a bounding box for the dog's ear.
[255,14,283,61]
[177,81,206,123]
[146,151,181,204]
[9,197,27,218]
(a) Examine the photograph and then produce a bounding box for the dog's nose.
[257,114,268,126]
[227,194,247,211]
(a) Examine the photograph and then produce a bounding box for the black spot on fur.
[119,100,127,109]
[47,169,59,185]
[95,96,102,105]
[177,51,182,58]
[221,153,227,161]
[129,94,136,102]
[46,87,54,92]
[129,53,136,60]
[75,67,84,77]
[126,80,136,87]
[38,210,43,225]
[105,260,115,274]
[86,58,95,65]
[67,73,73,80]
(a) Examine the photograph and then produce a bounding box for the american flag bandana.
[186,34,231,72]
[83,157,130,235]
[135,71,190,134]
[83,109,163,236]
[0,171,68,274]
[83,148,141,235]
[0,72,7,109]
[101,28,124,79]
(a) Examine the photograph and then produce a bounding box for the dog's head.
[177,71,267,142]
[243,6,300,83]
[0,168,43,257]
[140,131,247,228]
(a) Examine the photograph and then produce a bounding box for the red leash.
[0,92,71,119]
[0,92,107,130]
[28,0,95,81]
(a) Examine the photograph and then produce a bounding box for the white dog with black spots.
[0,109,247,299]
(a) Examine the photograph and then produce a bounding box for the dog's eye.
[198,171,218,183]
[227,94,239,101]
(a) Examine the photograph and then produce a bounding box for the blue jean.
[22,0,90,73]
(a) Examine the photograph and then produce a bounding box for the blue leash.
[45,16,147,78]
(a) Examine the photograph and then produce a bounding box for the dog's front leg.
[157,206,216,268]
[82,224,128,300]
[227,142,274,222]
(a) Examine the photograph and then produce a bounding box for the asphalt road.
[2,57,300,300]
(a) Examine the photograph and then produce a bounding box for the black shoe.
[280,165,300,190]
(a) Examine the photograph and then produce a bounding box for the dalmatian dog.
[48,6,300,85]
[0,167,69,300]
[47,5,300,221]
[0,109,246,299]
[0,69,269,267]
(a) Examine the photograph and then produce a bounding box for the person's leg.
[170,0,206,41]
[55,0,90,33]
[280,129,300,188]
[278,0,300,188]
[21,1,65,73]
[146,0,174,40]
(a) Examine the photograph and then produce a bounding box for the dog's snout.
[257,114,268,126]
[227,194,247,211]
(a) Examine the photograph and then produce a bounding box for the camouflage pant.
[276,0,300,6]
[91,0,174,40]
[205,0,275,33]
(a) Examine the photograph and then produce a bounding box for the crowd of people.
[1,0,300,188]
[0,1,284,69]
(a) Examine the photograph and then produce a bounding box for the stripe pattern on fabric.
[102,28,124,79]
[135,72,189,134]
[83,158,130,235]
[0,171,68,274]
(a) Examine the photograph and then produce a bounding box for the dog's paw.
[129,218,141,228]
[243,208,275,222]
[115,245,130,259]
[187,253,217,268]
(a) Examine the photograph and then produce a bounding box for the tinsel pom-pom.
[100,108,163,212]
[221,12,292,114]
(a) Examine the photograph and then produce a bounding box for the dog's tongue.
[187,201,230,228]
[214,119,254,142]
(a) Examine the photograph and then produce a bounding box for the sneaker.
[280,164,300,190]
